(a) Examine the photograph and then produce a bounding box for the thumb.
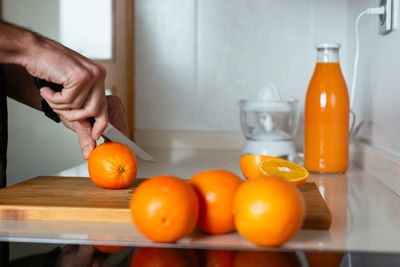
[75,125,96,160]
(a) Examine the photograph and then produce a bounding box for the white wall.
[348,0,400,157]
[2,0,59,40]
[2,0,352,184]
[6,99,85,185]
[5,0,400,183]
[135,0,350,139]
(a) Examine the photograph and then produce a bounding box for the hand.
[61,96,128,160]
[21,34,108,140]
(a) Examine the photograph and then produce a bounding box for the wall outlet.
[393,0,400,30]
[379,0,393,34]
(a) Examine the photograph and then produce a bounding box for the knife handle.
[34,78,95,126]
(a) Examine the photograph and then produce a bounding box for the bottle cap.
[316,43,341,49]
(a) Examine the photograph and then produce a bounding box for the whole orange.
[189,169,242,234]
[93,245,128,253]
[233,176,305,247]
[239,154,277,180]
[130,175,199,243]
[234,251,301,267]
[130,247,198,267]
[88,142,137,189]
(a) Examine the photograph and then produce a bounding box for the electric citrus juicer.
[239,84,299,161]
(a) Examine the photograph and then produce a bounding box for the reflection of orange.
[305,252,344,267]
[88,142,137,189]
[239,154,277,180]
[189,169,242,234]
[93,245,128,253]
[233,176,305,246]
[130,175,199,242]
[130,247,198,267]
[198,249,236,267]
[234,251,301,267]
[259,158,309,188]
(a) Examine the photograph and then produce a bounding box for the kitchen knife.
[35,78,157,163]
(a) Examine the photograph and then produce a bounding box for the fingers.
[74,123,97,159]
[39,71,92,109]
[40,66,105,111]
[23,34,110,154]
[45,70,108,141]
[39,63,104,110]
[79,119,92,128]
[92,98,108,141]
[25,34,105,114]
[35,46,107,128]
[56,100,107,141]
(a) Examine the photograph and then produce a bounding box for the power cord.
[350,7,384,110]
[349,6,385,140]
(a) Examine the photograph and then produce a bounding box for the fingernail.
[83,146,92,159]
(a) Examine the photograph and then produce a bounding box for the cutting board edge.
[0,177,332,229]
[0,205,133,224]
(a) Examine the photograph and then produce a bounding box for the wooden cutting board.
[0,176,332,229]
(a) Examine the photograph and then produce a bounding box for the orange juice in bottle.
[304,43,349,173]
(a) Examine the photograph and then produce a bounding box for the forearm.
[0,21,42,110]
[2,64,42,111]
[0,20,37,66]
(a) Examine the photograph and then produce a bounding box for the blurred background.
[1,0,399,184]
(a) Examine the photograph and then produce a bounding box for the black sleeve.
[0,65,8,189]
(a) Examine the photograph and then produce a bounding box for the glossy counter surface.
[1,148,400,253]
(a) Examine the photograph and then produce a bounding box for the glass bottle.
[304,43,349,173]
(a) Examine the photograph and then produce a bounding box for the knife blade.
[103,123,157,162]
[34,78,157,163]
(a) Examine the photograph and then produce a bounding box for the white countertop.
[1,148,400,253]
[56,148,244,179]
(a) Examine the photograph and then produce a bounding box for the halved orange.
[259,159,309,187]
[239,154,278,180]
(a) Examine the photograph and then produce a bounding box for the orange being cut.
[259,158,309,188]
[239,154,278,180]
[88,142,137,189]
